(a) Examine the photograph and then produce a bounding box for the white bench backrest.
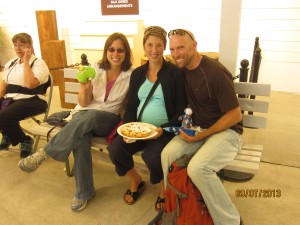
[234,82,271,129]
[64,68,80,106]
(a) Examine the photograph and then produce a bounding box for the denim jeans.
[161,129,242,225]
[44,109,121,200]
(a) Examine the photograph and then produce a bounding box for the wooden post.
[45,40,67,104]
[35,10,59,46]
[35,10,67,87]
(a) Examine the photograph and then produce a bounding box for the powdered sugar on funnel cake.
[118,122,157,139]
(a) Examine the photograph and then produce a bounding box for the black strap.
[8,59,18,69]
[47,125,58,142]
[30,58,38,68]
[6,77,50,95]
[46,122,66,142]
[8,58,37,69]
[6,58,51,95]
[137,77,160,122]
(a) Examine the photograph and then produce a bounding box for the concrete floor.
[0,85,299,225]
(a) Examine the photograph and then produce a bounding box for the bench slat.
[65,93,78,105]
[234,82,271,96]
[235,155,261,163]
[238,150,262,157]
[242,114,267,128]
[241,144,263,152]
[64,68,78,79]
[225,160,260,174]
[28,124,60,137]
[238,98,269,113]
[65,82,80,92]
[91,136,108,149]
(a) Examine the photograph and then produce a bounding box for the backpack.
[44,110,71,142]
[148,155,214,225]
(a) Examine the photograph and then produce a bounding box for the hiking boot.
[0,133,12,150]
[71,194,95,212]
[19,137,33,158]
[18,148,49,173]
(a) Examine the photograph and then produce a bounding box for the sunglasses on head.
[168,29,195,41]
[108,47,125,53]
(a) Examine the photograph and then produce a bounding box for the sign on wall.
[101,0,139,15]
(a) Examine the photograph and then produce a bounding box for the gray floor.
[0,85,299,225]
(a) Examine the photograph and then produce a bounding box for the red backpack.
[149,155,214,225]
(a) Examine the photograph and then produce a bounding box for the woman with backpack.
[0,32,50,158]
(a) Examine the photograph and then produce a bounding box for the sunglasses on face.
[168,29,195,41]
[108,47,125,53]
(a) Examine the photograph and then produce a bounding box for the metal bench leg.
[65,159,74,177]
[32,135,40,152]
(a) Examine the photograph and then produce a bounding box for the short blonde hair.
[143,26,167,48]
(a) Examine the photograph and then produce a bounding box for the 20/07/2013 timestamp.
[235,189,281,198]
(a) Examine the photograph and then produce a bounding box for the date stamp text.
[235,189,281,198]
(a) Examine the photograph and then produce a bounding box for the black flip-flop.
[123,181,146,205]
[155,196,165,211]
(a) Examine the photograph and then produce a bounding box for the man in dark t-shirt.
[161,29,244,225]
[184,55,243,134]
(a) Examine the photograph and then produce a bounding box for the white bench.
[223,82,271,180]
[27,68,271,177]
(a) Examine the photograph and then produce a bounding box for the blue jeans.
[44,110,121,200]
[161,129,242,225]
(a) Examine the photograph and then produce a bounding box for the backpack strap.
[30,58,38,67]
[167,180,188,199]
[8,58,18,69]
[6,58,50,95]
[8,58,37,69]
[6,83,49,95]
[167,179,188,217]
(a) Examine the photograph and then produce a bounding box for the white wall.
[0,0,299,93]
[238,0,300,93]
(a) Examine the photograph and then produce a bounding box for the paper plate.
[117,122,158,140]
